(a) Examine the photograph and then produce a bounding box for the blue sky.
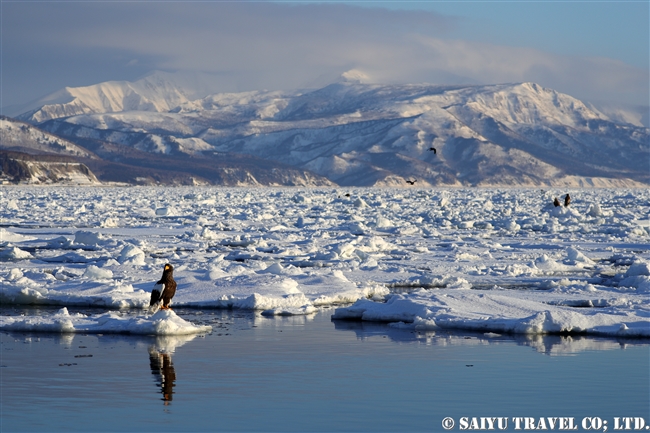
[368,1,648,69]
[1,0,648,111]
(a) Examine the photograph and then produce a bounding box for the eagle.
[553,197,561,207]
[429,147,437,154]
[564,194,571,207]
[150,263,177,311]
[406,179,417,185]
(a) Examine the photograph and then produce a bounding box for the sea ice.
[0,308,211,335]
[1,186,649,336]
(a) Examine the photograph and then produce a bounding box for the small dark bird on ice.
[429,147,437,154]
[406,179,417,185]
[150,263,177,311]
[553,197,561,207]
[564,194,571,207]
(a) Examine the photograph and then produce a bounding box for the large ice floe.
[1,186,649,336]
[0,308,211,335]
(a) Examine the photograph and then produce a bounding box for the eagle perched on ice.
[150,264,177,311]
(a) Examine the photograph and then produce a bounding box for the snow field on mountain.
[1,186,649,336]
[29,79,650,187]
[0,117,95,158]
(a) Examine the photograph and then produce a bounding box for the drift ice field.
[1,186,649,337]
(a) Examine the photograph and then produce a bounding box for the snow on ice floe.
[0,308,211,335]
[332,284,650,337]
[1,186,649,336]
[0,228,36,243]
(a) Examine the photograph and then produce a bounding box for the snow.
[1,186,649,337]
[0,117,95,159]
[13,71,225,122]
[26,78,650,187]
[0,307,211,335]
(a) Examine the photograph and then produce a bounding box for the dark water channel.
[1,307,649,432]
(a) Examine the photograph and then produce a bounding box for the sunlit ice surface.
[1,186,649,337]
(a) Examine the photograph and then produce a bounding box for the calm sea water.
[1,307,649,432]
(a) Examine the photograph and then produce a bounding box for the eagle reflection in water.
[149,346,176,404]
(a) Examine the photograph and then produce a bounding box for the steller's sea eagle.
[150,263,177,311]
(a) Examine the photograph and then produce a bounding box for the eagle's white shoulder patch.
[154,282,165,298]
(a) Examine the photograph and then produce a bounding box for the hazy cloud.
[2,1,647,109]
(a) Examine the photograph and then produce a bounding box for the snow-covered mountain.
[17,74,650,187]
[13,71,224,124]
[0,117,99,184]
[0,116,96,159]
[0,116,332,186]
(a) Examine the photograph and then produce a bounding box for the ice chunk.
[261,304,317,316]
[118,244,146,265]
[0,308,211,335]
[625,261,650,277]
[0,228,35,242]
[74,231,106,246]
[566,247,595,265]
[0,246,33,260]
[83,265,114,280]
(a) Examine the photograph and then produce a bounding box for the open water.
[1,307,649,432]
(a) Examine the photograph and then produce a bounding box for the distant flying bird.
[429,147,437,154]
[553,197,560,207]
[406,179,417,185]
[564,194,571,207]
[150,263,177,311]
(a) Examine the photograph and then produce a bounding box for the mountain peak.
[338,69,372,84]
[14,71,227,123]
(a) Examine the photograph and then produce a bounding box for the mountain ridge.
[11,73,650,187]
[0,117,335,186]
[12,71,228,123]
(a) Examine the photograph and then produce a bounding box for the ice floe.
[0,308,211,335]
[1,186,649,336]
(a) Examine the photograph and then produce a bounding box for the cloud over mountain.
[3,2,647,111]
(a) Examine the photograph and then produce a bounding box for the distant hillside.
[0,116,334,186]
[0,150,99,185]
[0,116,99,184]
[72,135,335,186]
[15,73,650,187]
[0,116,97,159]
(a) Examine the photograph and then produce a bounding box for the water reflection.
[331,318,650,355]
[145,334,198,405]
[149,347,176,404]
[2,309,649,433]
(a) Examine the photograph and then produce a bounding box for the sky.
[1,0,648,113]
